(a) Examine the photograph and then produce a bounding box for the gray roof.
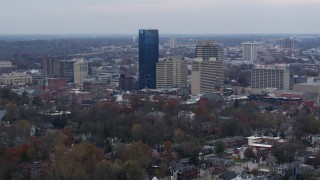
[201,93,224,103]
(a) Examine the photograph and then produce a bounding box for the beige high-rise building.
[195,40,223,61]
[251,64,290,90]
[242,42,258,62]
[74,59,88,86]
[191,58,224,95]
[156,56,188,89]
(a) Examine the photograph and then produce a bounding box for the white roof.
[250,143,272,148]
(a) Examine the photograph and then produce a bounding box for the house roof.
[200,93,224,103]
[218,171,237,180]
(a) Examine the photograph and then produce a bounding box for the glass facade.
[138,29,159,89]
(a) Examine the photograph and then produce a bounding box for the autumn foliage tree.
[123,141,151,169]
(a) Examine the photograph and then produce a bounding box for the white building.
[0,72,32,85]
[169,37,177,48]
[156,56,188,89]
[73,59,88,86]
[191,58,224,95]
[251,64,290,90]
[242,42,258,62]
[0,61,13,68]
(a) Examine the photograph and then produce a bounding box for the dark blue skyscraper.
[138,29,159,89]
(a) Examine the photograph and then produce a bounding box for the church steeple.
[43,71,49,91]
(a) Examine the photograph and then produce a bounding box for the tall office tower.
[276,38,299,49]
[242,42,258,62]
[156,56,188,89]
[87,60,93,76]
[170,37,177,48]
[191,58,224,95]
[60,59,77,82]
[138,29,159,89]
[73,59,88,86]
[52,59,62,77]
[195,40,223,61]
[251,64,290,90]
[43,58,54,75]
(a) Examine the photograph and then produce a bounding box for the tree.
[4,143,33,163]
[32,96,43,107]
[293,115,320,139]
[244,147,255,159]
[131,123,144,141]
[94,160,123,180]
[174,129,185,146]
[124,141,151,169]
[45,143,105,180]
[21,91,29,105]
[214,141,225,157]
[272,142,295,164]
[3,103,20,122]
[163,141,174,166]
[190,149,200,165]
[29,137,45,160]
[163,99,180,116]
[14,120,31,139]
[233,99,239,108]
[124,160,145,180]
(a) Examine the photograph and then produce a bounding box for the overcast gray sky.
[0,0,319,34]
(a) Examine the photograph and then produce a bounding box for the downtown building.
[43,58,92,82]
[0,61,14,74]
[242,42,258,62]
[73,59,89,86]
[251,64,290,90]
[276,38,299,49]
[138,29,159,89]
[119,74,136,91]
[169,37,177,48]
[60,59,77,82]
[0,72,32,85]
[43,57,62,77]
[195,40,223,61]
[191,40,224,95]
[156,56,188,89]
[191,58,224,95]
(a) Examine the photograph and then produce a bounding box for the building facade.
[0,61,12,68]
[119,74,136,91]
[170,37,177,48]
[138,29,159,89]
[43,58,54,75]
[195,40,223,61]
[156,56,188,89]
[48,78,67,91]
[83,81,108,99]
[276,38,299,49]
[73,59,88,86]
[61,59,77,82]
[191,58,224,95]
[0,72,32,85]
[251,64,290,90]
[242,42,258,62]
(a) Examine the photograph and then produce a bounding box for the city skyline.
[1,0,319,34]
